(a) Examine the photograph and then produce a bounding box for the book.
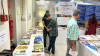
[34,41,42,44]
[32,54,43,56]
[15,50,26,55]
[32,44,43,52]
[16,45,28,49]
[23,34,31,39]
[34,36,43,41]
[19,41,30,45]
[21,39,30,42]
[34,44,43,47]
[32,47,43,52]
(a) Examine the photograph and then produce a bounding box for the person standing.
[42,10,51,49]
[85,13,98,35]
[66,9,80,56]
[45,14,58,56]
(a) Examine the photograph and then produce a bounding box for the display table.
[13,28,44,56]
[77,42,100,56]
[76,35,100,56]
[79,35,100,41]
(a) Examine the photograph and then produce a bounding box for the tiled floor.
[45,29,67,56]
[45,44,67,56]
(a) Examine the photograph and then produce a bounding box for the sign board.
[55,1,76,25]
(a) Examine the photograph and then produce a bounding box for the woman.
[45,14,58,56]
[85,13,98,35]
[42,10,51,49]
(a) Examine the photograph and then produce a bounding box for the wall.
[15,0,22,44]
[11,0,22,45]
[27,0,32,30]
[21,0,27,37]
[8,0,15,19]
[0,0,10,52]
[32,0,36,27]
[21,0,33,37]
[9,0,35,45]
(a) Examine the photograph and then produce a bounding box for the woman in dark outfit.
[42,10,50,48]
[85,13,98,35]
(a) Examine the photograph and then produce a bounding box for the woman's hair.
[46,10,49,14]
[92,13,96,24]
[45,14,50,18]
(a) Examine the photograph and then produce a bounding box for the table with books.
[76,35,100,56]
[13,28,44,56]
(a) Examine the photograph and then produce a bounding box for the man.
[45,14,58,56]
[42,10,51,49]
[66,9,80,56]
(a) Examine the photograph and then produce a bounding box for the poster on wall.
[55,1,76,25]
[85,5,96,21]
[77,4,86,21]
[77,4,100,22]
[0,29,8,46]
[95,6,100,21]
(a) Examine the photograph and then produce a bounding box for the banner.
[77,4,100,22]
[55,1,76,25]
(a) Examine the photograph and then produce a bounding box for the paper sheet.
[69,48,78,56]
[0,29,8,46]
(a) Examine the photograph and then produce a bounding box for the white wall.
[21,0,35,36]
[15,0,22,44]
[27,0,33,30]
[32,0,36,27]
[8,0,35,45]
[10,0,22,45]
[20,0,27,36]
[0,0,10,52]
[8,0,15,19]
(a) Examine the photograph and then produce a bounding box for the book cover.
[16,45,28,49]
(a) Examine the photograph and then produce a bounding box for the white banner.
[55,1,77,25]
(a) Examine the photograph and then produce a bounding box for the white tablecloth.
[96,29,100,35]
[79,29,85,35]
[76,42,100,56]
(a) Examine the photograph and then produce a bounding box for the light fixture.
[46,1,49,3]
[36,1,45,5]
